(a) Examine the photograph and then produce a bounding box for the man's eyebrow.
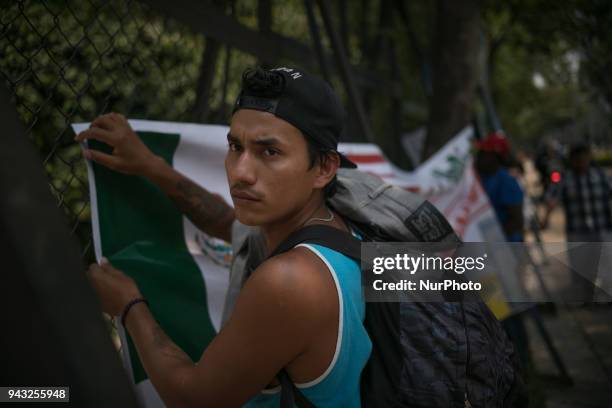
[253,137,281,147]
[226,133,282,147]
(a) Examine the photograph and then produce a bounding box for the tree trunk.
[191,0,227,122]
[423,0,480,161]
[191,38,221,123]
[257,0,273,68]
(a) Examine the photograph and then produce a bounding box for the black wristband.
[120,298,149,327]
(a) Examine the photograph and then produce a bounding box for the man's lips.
[231,191,261,201]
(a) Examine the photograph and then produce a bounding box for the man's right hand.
[75,112,161,177]
[76,112,235,243]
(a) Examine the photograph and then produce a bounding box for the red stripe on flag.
[346,154,386,164]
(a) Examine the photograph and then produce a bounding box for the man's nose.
[231,151,257,185]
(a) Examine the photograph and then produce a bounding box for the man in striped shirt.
[542,143,612,302]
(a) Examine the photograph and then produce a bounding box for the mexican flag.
[74,120,511,406]
[73,121,234,407]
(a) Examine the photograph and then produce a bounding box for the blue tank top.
[243,243,372,408]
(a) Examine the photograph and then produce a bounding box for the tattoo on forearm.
[151,324,193,365]
[170,178,234,235]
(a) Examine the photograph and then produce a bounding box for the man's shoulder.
[497,168,522,190]
[246,246,337,311]
[496,167,516,181]
[252,246,333,288]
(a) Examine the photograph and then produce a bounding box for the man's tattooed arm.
[124,303,196,406]
[169,178,235,242]
[144,156,235,242]
[150,323,193,365]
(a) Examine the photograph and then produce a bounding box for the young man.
[78,67,372,407]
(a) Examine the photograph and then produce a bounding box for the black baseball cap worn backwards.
[233,67,357,169]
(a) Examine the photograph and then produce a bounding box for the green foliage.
[593,148,612,167]
[570,0,612,106]
[1,0,206,257]
[0,0,292,256]
[482,0,612,148]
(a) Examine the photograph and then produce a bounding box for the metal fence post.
[0,84,138,407]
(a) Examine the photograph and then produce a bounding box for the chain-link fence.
[0,0,253,261]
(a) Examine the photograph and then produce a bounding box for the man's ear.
[313,152,340,189]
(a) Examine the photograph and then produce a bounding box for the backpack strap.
[272,224,361,408]
[268,224,361,261]
[279,369,317,408]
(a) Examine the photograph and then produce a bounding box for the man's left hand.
[87,259,142,317]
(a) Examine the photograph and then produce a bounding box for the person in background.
[542,143,612,303]
[534,139,564,198]
[475,132,525,242]
[507,152,538,238]
[475,131,530,366]
[507,152,552,270]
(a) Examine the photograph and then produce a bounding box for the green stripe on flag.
[90,132,217,383]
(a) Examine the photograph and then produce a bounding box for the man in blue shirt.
[475,132,525,242]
